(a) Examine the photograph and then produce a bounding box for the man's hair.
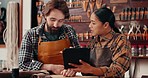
[42,0,70,19]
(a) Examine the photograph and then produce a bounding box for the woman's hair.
[42,0,70,19]
[0,7,6,21]
[94,7,120,33]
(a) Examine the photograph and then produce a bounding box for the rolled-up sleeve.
[100,35,132,77]
[19,30,43,70]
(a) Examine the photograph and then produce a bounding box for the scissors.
[143,25,148,40]
[127,23,135,40]
[135,24,142,40]
[119,25,125,34]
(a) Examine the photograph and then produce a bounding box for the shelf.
[130,40,148,45]
[79,40,90,42]
[65,22,90,23]
[65,19,148,25]
[79,40,148,45]
[132,56,148,59]
[116,19,148,22]
[65,19,148,24]
[0,45,5,48]
[68,7,82,9]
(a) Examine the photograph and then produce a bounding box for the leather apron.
[38,37,70,65]
[90,34,118,67]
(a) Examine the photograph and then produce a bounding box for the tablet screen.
[63,48,90,69]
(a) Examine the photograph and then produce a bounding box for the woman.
[61,7,131,78]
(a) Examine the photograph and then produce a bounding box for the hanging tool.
[129,8,132,20]
[89,0,95,12]
[112,6,116,13]
[135,24,142,40]
[96,0,103,9]
[127,22,136,40]
[119,25,125,34]
[143,25,148,40]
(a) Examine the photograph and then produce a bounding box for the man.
[19,0,80,75]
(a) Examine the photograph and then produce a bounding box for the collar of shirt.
[35,23,45,35]
[99,30,115,42]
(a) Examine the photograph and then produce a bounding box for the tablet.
[63,48,90,69]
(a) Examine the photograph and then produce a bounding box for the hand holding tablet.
[63,48,90,69]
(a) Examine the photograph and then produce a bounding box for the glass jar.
[146,45,148,56]
[131,45,138,56]
[138,45,145,56]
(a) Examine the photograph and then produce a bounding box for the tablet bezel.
[63,48,90,69]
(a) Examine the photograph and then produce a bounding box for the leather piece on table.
[0,71,41,78]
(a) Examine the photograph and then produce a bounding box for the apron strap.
[103,37,113,48]
[38,37,42,45]
[109,34,120,49]
[64,33,71,45]
[64,33,68,39]
[104,33,120,48]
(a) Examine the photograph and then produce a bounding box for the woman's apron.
[38,37,70,65]
[90,34,118,67]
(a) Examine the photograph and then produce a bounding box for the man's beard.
[46,24,62,35]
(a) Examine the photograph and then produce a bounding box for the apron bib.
[38,37,70,65]
[90,47,112,67]
[90,34,119,67]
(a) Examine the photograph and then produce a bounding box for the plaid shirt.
[19,23,80,70]
[89,31,131,78]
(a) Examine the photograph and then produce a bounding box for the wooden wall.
[65,0,148,45]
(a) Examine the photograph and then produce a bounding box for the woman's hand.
[61,69,76,77]
[69,60,94,74]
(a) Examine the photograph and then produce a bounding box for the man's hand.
[61,69,76,77]
[41,64,64,74]
[51,64,64,74]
